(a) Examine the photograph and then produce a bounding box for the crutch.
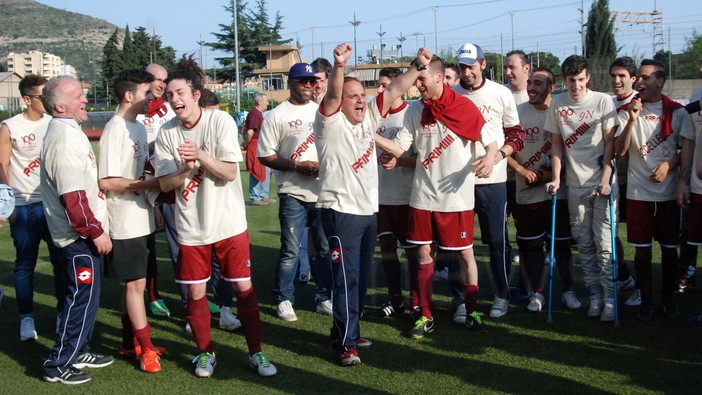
[608,156,620,327]
[546,187,557,324]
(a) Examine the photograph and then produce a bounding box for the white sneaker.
[527,292,545,312]
[249,352,277,377]
[184,322,192,334]
[618,276,635,293]
[600,298,615,322]
[20,316,37,341]
[434,267,449,281]
[561,291,582,309]
[490,297,509,318]
[277,300,298,322]
[453,304,467,323]
[219,306,242,331]
[625,288,642,306]
[512,254,520,264]
[587,294,603,318]
[316,299,333,317]
[192,352,216,378]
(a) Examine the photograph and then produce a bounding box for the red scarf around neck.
[618,94,683,139]
[421,86,485,141]
[147,98,168,118]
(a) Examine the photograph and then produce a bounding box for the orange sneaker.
[139,348,162,373]
[119,345,167,358]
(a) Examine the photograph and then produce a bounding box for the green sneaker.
[408,316,435,339]
[208,301,221,314]
[466,311,488,332]
[149,299,171,317]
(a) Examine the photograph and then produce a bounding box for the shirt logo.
[76,268,93,284]
[331,248,341,264]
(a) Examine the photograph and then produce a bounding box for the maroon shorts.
[407,208,474,250]
[687,193,702,245]
[377,204,411,247]
[626,200,680,247]
[176,232,252,283]
[514,199,571,240]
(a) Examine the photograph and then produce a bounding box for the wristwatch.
[498,150,507,160]
[411,60,427,71]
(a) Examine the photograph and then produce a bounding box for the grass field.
[0,169,701,394]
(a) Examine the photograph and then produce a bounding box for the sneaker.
[369,300,404,318]
[587,294,603,318]
[149,299,171,317]
[434,267,449,281]
[625,289,642,306]
[119,345,167,358]
[355,337,372,348]
[465,311,488,332]
[184,322,192,334]
[512,254,520,264]
[339,348,361,366]
[192,352,216,378]
[276,300,298,322]
[249,352,277,377]
[263,197,277,204]
[43,367,93,385]
[600,298,615,322]
[677,276,696,293]
[219,306,242,331]
[453,304,467,324]
[660,302,681,319]
[316,300,333,317]
[617,276,635,293]
[73,352,115,369]
[561,291,582,309]
[20,316,37,341]
[409,306,422,322]
[637,304,654,322]
[490,297,509,318]
[250,200,271,206]
[408,316,435,339]
[139,348,162,373]
[527,292,545,312]
[208,301,221,314]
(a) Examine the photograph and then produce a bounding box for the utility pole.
[349,13,361,68]
[398,32,406,62]
[579,0,586,57]
[611,5,665,56]
[509,11,515,51]
[233,0,241,113]
[432,6,439,54]
[377,25,386,65]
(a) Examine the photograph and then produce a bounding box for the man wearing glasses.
[0,74,64,342]
[257,63,332,322]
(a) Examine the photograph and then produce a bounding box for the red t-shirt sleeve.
[60,190,105,240]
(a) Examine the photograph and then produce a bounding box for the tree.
[131,26,176,69]
[100,28,124,95]
[677,31,702,79]
[209,0,291,81]
[122,24,138,69]
[527,51,560,74]
[585,0,617,91]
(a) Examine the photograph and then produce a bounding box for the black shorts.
[105,235,150,280]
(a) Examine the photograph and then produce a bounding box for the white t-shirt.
[314,98,383,216]
[40,118,108,247]
[613,91,637,110]
[136,102,175,144]
[506,85,529,106]
[377,102,414,206]
[515,102,566,205]
[545,90,619,188]
[394,100,495,212]
[689,90,702,194]
[619,101,694,201]
[256,100,319,203]
[1,113,51,205]
[98,115,155,240]
[154,109,246,245]
[454,79,520,185]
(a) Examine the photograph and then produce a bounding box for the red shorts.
[176,232,252,284]
[687,193,702,245]
[626,200,680,247]
[407,208,474,250]
[514,199,571,240]
[377,204,411,247]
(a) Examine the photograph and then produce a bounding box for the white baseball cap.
[456,43,485,66]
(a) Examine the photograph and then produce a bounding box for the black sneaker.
[677,276,696,293]
[73,352,115,369]
[466,311,488,332]
[44,367,93,385]
[408,316,435,339]
[637,305,654,322]
[409,306,422,322]
[368,301,405,318]
[660,302,681,319]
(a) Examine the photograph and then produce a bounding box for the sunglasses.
[25,94,42,99]
[293,78,318,86]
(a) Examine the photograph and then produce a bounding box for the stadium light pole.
[349,13,361,68]
[377,25,386,65]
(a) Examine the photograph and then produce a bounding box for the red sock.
[464,284,479,314]
[121,314,135,350]
[236,287,262,355]
[417,260,435,319]
[187,296,212,353]
[147,276,160,302]
[407,249,419,308]
[134,324,156,352]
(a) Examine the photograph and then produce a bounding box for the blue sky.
[37,0,700,67]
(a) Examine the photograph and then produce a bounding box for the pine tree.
[585,0,617,91]
[122,25,137,69]
[100,28,123,90]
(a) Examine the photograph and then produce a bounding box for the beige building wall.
[7,51,64,78]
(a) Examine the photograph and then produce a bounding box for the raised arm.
[321,43,353,116]
[379,48,433,115]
